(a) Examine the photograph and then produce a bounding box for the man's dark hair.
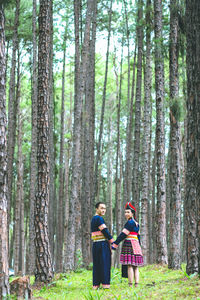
[95,202,105,209]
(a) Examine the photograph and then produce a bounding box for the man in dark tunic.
[91,202,114,289]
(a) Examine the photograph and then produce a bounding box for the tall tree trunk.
[64,0,80,272]
[154,0,168,264]
[5,39,9,85]
[81,0,97,268]
[166,149,170,254]
[7,0,20,243]
[181,135,186,261]
[34,0,53,283]
[14,54,24,275]
[14,109,25,275]
[123,0,132,204]
[27,0,37,275]
[132,0,143,217]
[113,45,123,267]
[93,0,113,202]
[19,163,25,275]
[64,0,94,271]
[148,102,153,263]
[180,51,187,263]
[106,116,113,233]
[0,4,10,296]
[168,0,181,270]
[140,0,152,265]
[151,148,157,263]
[55,35,67,273]
[48,0,56,260]
[185,0,200,275]
[63,65,73,268]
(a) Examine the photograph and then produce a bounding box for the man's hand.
[111,242,117,250]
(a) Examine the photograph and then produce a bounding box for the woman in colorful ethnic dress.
[112,202,143,287]
[91,202,114,289]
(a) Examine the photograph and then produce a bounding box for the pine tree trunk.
[132,0,143,216]
[93,0,113,202]
[154,0,168,264]
[106,117,113,233]
[27,0,37,275]
[7,0,20,241]
[151,149,157,262]
[113,46,123,267]
[180,129,186,262]
[64,0,94,271]
[63,65,73,268]
[180,52,187,263]
[19,179,25,275]
[123,0,132,204]
[148,103,153,263]
[140,0,152,265]
[55,35,66,273]
[34,0,53,282]
[64,0,80,271]
[81,0,97,268]
[185,0,200,275]
[48,0,56,260]
[166,150,170,255]
[14,59,24,275]
[5,39,9,85]
[0,4,10,296]
[168,0,181,269]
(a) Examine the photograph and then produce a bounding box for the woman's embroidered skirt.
[120,239,143,277]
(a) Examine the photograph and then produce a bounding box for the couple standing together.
[91,202,144,289]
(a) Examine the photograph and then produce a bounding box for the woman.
[112,202,143,287]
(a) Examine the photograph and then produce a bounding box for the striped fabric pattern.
[91,231,106,242]
[98,223,107,230]
[120,240,144,266]
[126,234,138,240]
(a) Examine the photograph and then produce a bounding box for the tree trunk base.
[10,276,32,299]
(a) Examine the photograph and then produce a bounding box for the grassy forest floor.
[28,264,200,300]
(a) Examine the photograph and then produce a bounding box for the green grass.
[30,264,200,299]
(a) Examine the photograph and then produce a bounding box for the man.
[91,202,114,289]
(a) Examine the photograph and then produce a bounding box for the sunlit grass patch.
[30,264,200,300]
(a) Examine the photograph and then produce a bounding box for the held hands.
[111,242,117,250]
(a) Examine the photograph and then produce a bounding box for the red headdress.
[125,202,136,212]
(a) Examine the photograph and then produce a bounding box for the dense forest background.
[0,0,200,296]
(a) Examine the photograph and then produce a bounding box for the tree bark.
[113,45,123,267]
[154,0,168,264]
[48,0,56,261]
[27,0,37,275]
[63,65,73,269]
[64,0,94,271]
[34,0,53,282]
[7,0,20,243]
[55,34,67,273]
[0,4,10,297]
[132,0,143,217]
[81,0,97,268]
[140,0,152,265]
[106,116,113,233]
[123,0,132,204]
[185,0,200,275]
[93,0,113,202]
[168,0,181,270]
[14,55,25,276]
[151,149,157,263]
